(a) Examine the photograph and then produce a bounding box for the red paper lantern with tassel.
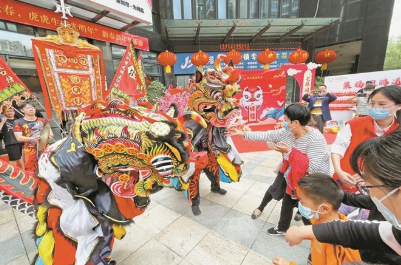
[288,49,309,64]
[314,49,337,70]
[224,49,242,65]
[257,49,277,69]
[158,50,177,73]
[191,51,210,71]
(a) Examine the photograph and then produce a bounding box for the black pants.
[278,193,310,232]
[258,171,286,211]
[312,114,325,134]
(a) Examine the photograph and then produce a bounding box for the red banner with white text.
[0,0,149,50]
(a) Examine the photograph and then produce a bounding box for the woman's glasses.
[355,181,396,195]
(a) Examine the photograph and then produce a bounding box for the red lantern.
[224,49,242,65]
[158,50,177,74]
[191,51,210,71]
[288,49,309,64]
[314,49,337,70]
[257,49,277,70]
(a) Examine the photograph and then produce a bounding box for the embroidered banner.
[0,0,149,50]
[32,24,106,119]
[108,41,146,101]
[0,57,32,108]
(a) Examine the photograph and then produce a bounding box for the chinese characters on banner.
[175,50,294,74]
[32,25,106,120]
[0,0,149,50]
[235,69,286,124]
[0,57,32,108]
[108,41,146,101]
[282,63,318,102]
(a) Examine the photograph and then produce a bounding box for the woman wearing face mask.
[229,103,330,233]
[285,130,401,265]
[302,85,337,133]
[331,85,401,193]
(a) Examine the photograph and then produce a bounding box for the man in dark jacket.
[302,85,337,133]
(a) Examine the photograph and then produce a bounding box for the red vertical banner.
[281,63,318,102]
[236,69,287,124]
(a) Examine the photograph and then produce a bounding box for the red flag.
[0,57,32,108]
[108,41,147,101]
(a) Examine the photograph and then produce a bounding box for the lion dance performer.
[161,55,244,215]
[32,100,195,265]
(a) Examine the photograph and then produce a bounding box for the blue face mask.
[298,201,323,220]
[367,106,394,120]
[283,121,292,132]
[371,187,401,230]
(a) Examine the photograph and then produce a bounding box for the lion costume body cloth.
[166,55,244,207]
[33,101,195,265]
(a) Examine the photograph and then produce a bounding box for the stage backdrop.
[236,69,286,125]
[324,69,401,122]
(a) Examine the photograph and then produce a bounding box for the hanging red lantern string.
[288,49,309,64]
[257,49,277,69]
[191,51,210,71]
[157,50,177,74]
[314,49,337,71]
[223,49,242,65]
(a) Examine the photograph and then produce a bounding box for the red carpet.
[232,124,337,153]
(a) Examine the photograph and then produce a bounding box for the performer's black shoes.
[211,188,227,195]
[192,205,202,216]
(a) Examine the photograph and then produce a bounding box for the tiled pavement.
[0,150,324,265]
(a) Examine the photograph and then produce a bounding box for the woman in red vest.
[331,85,401,193]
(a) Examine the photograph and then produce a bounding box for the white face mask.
[371,187,401,230]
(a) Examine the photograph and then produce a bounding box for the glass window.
[291,0,299,17]
[218,0,226,19]
[260,0,269,18]
[205,0,216,19]
[0,30,33,57]
[196,0,215,19]
[6,22,17,32]
[227,0,236,18]
[0,21,5,30]
[143,63,161,75]
[270,0,279,18]
[281,0,290,17]
[184,0,192,19]
[111,45,125,58]
[141,51,158,60]
[250,0,259,18]
[239,0,248,18]
[173,0,182,19]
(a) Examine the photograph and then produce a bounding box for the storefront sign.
[0,0,149,50]
[79,0,152,25]
[174,50,293,75]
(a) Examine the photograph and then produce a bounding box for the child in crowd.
[0,107,23,166]
[273,173,361,265]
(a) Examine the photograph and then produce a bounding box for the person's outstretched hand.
[285,226,313,246]
[273,257,290,265]
[272,141,291,154]
[337,169,357,188]
[225,128,244,137]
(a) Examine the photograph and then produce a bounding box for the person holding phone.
[229,103,330,235]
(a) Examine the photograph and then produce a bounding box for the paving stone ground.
[0,148,334,265]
